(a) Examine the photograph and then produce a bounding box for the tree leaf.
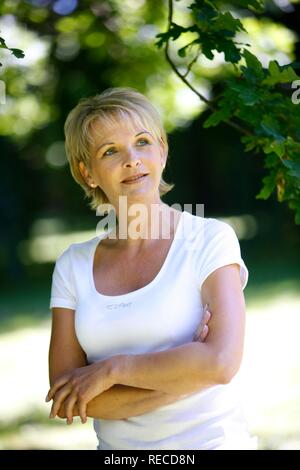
[203,106,233,127]
[282,160,300,178]
[10,48,25,59]
[263,60,300,86]
[259,115,285,142]
[226,0,264,11]
[256,171,277,200]
[220,40,242,63]
[243,49,265,82]
[263,140,285,158]
[229,81,261,105]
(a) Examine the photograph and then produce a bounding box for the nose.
[123,153,142,168]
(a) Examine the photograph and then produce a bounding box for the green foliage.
[156,2,249,64]
[262,60,300,86]
[0,35,25,66]
[155,0,300,224]
[222,0,264,11]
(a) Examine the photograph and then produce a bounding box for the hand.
[45,359,115,425]
[192,304,211,342]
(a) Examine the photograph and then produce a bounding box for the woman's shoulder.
[182,211,235,246]
[187,212,233,231]
[55,235,99,264]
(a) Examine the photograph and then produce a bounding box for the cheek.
[147,152,163,168]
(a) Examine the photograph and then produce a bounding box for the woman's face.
[80,116,167,206]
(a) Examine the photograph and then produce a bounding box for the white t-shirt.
[49,210,258,450]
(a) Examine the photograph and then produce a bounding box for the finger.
[196,311,210,336]
[200,324,209,341]
[193,326,201,340]
[193,307,211,341]
[193,326,205,341]
[194,325,209,342]
[78,400,88,424]
[195,320,205,338]
[198,308,211,331]
[64,394,78,425]
[46,374,70,402]
[199,311,211,334]
[203,309,211,323]
[50,386,72,419]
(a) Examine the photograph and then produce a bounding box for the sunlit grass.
[0,408,96,450]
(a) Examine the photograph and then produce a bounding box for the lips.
[122,173,148,183]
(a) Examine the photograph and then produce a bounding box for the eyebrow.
[95,131,153,154]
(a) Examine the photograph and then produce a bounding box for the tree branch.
[165,0,251,136]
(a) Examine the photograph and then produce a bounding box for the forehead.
[90,112,149,141]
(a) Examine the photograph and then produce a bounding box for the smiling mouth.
[121,174,148,184]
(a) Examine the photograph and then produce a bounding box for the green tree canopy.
[155,0,300,224]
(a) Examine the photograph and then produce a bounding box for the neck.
[104,200,177,250]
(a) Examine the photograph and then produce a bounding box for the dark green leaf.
[217,12,245,34]
[264,152,279,169]
[243,49,265,82]
[263,140,285,158]
[263,60,300,86]
[282,160,300,178]
[200,36,215,60]
[203,106,233,127]
[220,40,241,63]
[229,82,261,105]
[196,6,218,22]
[260,115,285,142]
[0,37,7,48]
[225,0,264,11]
[256,171,277,200]
[155,23,187,48]
[10,48,25,59]
[241,135,259,152]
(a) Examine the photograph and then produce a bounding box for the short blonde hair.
[64,87,175,211]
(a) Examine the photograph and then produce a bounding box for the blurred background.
[0,0,299,450]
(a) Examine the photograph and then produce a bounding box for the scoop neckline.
[89,210,187,299]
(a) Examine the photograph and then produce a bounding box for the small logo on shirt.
[106,302,132,310]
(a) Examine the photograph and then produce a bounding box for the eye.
[102,138,150,157]
[103,147,116,157]
[137,138,150,146]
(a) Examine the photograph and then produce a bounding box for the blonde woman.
[46,87,257,450]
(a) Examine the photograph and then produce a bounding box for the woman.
[46,87,257,450]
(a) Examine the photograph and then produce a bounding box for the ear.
[79,161,88,181]
[79,161,95,188]
[159,137,167,168]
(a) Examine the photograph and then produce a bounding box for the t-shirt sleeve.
[49,245,77,310]
[193,219,249,292]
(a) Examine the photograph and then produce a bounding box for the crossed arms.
[47,263,246,424]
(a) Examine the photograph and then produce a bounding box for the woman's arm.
[55,307,212,421]
[110,264,246,395]
[49,308,172,422]
[57,385,184,420]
